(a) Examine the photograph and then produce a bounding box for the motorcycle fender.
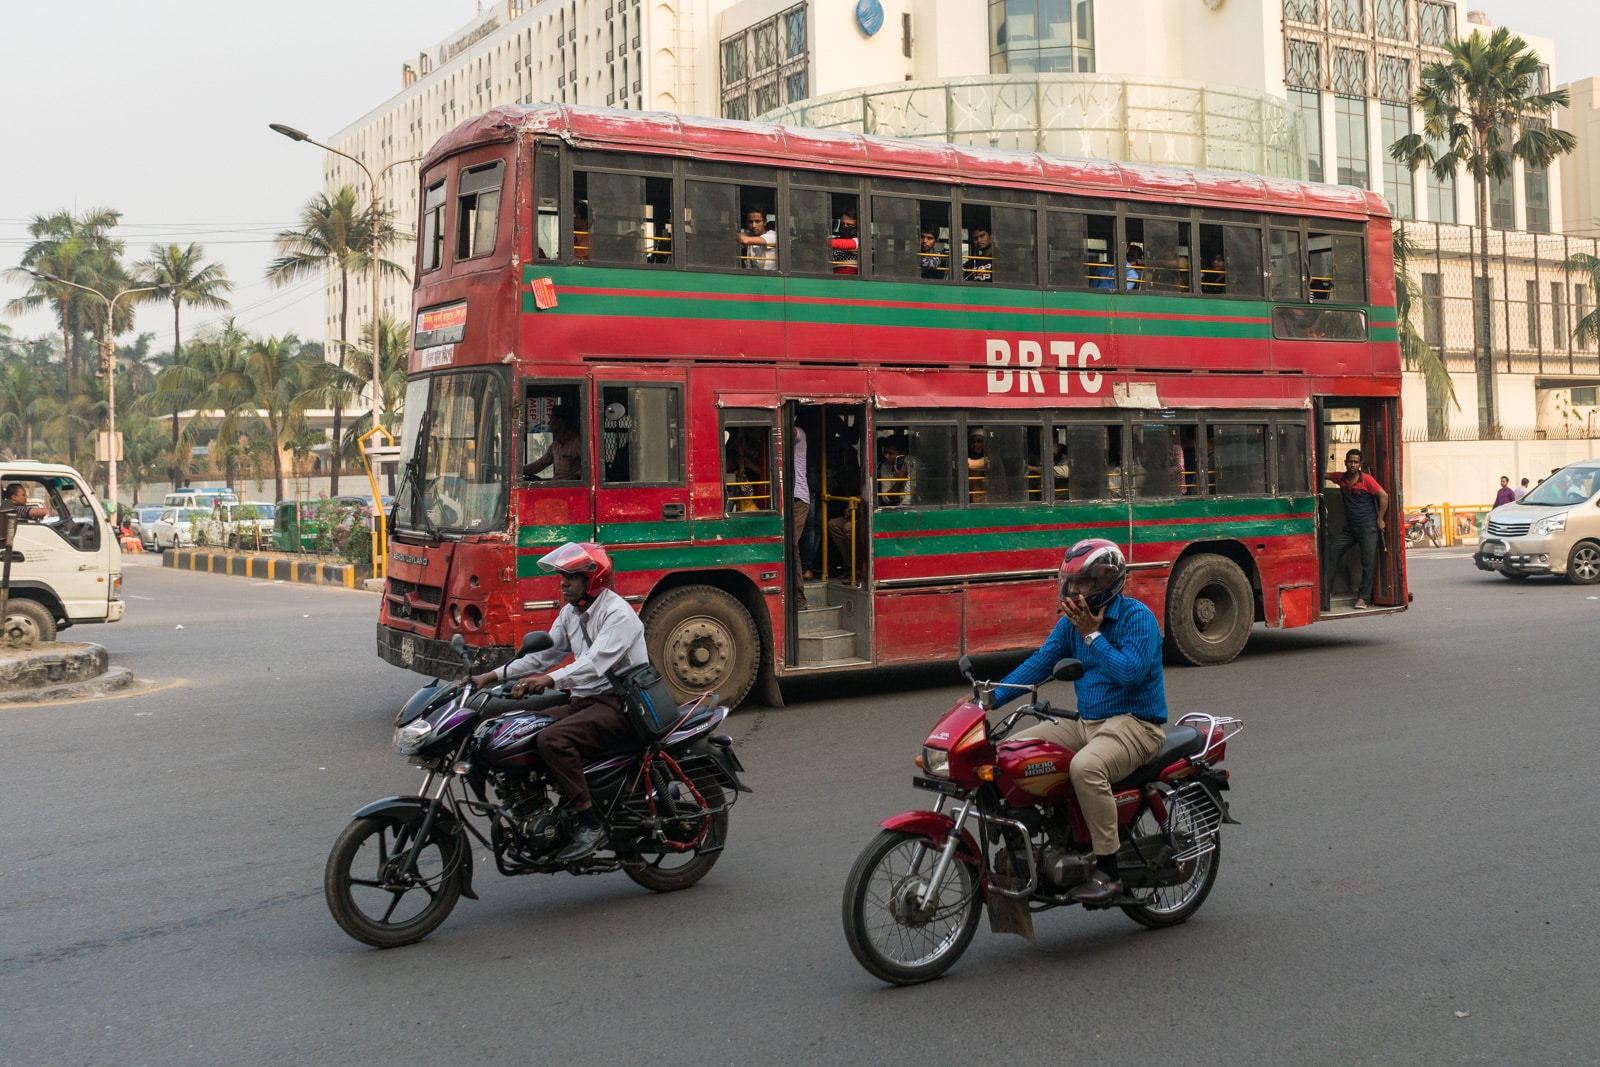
[350,795,477,900]
[685,738,753,793]
[879,810,983,867]
[1197,774,1240,825]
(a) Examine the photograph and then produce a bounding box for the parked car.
[150,507,207,551]
[1475,459,1600,584]
[196,501,276,548]
[163,487,237,510]
[130,505,165,551]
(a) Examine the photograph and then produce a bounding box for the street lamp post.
[269,123,421,435]
[30,273,166,510]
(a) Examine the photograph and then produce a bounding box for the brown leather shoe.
[1070,870,1122,905]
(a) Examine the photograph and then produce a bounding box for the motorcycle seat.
[1116,725,1204,788]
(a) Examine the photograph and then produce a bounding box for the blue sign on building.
[855,0,884,37]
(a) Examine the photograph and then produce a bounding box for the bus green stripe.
[516,522,594,548]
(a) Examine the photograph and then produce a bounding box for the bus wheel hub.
[669,620,729,688]
[1193,596,1217,626]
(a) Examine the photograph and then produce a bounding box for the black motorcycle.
[325,633,750,947]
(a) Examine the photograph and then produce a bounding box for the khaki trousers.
[1015,714,1167,856]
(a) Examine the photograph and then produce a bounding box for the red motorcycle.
[842,657,1242,985]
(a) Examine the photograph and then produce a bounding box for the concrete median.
[161,548,374,589]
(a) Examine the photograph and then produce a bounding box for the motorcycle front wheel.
[325,815,464,948]
[1119,808,1219,929]
[842,829,983,985]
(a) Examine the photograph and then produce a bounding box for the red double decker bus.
[379,103,1406,706]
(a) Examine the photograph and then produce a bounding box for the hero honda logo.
[984,336,1105,395]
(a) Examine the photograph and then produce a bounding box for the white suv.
[0,462,124,642]
[1475,459,1600,584]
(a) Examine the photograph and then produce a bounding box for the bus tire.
[642,586,761,708]
[1165,554,1253,667]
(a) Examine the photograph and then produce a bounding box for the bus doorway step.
[796,594,862,665]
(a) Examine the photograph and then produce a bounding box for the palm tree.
[3,208,125,388]
[1389,27,1576,437]
[163,321,256,492]
[1567,251,1600,350]
[344,313,412,496]
[267,187,406,494]
[134,243,233,393]
[241,333,342,503]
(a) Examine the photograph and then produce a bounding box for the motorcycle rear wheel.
[325,815,464,948]
[842,829,983,985]
[1119,808,1219,929]
[623,781,729,893]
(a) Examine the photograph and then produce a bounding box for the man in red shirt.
[1324,449,1389,610]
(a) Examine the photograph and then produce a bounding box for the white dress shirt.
[496,587,649,698]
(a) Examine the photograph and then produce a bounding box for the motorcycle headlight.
[395,719,434,753]
[1532,513,1567,536]
[922,746,951,779]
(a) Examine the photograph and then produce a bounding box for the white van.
[163,487,236,510]
[0,462,124,642]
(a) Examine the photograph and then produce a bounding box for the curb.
[0,667,136,704]
[162,548,374,589]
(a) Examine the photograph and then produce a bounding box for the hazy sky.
[1,0,1595,352]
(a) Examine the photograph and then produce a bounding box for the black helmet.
[1058,538,1127,611]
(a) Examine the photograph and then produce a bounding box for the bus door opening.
[1315,398,1402,613]
[785,402,871,668]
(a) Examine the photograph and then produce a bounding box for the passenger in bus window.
[1202,251,1227,294]
[523,407,582,481]
[1087,255,1115,290]
[968,429,989,502]
[738,209,777,270]
[1051,440,1071,499]
[830,208,859,274]
[1124,244,1144,290]
[724,429,766,511]
[572,203,591,262]
[877,435,910,506]
[919,229,947,279]
[963,228,994,282]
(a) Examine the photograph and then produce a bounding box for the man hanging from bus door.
[1323,448,1388,610]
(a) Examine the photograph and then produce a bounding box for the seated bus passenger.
[524,408,582,481]
[1201,251,1226,294]
[738,209,777,270]
[919,229,946,279]
[1124,244,1144,291]
[830,208,859,274]
[963,229,994,282]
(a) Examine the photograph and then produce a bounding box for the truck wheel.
[1165,554,1254,666]
[642,586,760,708]
[3,599,57,644]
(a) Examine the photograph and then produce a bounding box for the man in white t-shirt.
[738,209,777,270]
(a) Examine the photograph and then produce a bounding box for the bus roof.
[426,102,1390,223]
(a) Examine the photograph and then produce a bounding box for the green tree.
[134,242,233,386]
[1389,27,1576,436]
[266,187,406,494]
[3,208,125,389]
[241,333,343,503]
[1567,250,1600,349]
[1394,227,1458,438]
[342,313,411,477]
[162,322,257,493]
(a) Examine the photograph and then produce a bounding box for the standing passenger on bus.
[738,209,777,270]
[968,429,990,503]
[792,425,812,608]
[963,228,994,282]
[830,209,859,274]
[1324,448,1388,610]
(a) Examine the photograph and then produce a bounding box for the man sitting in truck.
[3,482,46,523]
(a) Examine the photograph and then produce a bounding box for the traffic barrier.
[160,547,373,588]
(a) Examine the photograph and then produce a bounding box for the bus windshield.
[394,370,507,535]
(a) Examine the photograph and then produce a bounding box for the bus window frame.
[597,379,686,488]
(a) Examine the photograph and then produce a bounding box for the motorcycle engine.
[1040,845,1095,890]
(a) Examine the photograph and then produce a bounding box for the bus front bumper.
[377,624,513,678]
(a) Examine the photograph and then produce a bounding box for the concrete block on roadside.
[361,578,386,593]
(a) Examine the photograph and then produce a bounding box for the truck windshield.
[393,370,508,536]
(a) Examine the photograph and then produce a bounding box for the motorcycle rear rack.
[1174,712,1243,762]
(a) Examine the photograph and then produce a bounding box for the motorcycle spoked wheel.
[841,829,984,985]
[1118,807,1219,929]
[325,814,465,948]
[623,779,730,893]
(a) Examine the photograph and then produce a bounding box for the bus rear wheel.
[1165,554,1253,666]
[642,586,760,708]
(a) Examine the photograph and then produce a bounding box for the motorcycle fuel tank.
[995,737,1077,806]
[479,713,556,770]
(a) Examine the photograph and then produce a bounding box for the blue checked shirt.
[994,595,1167,724]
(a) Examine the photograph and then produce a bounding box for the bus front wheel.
[642,586,761,708]
[1165,554,1253,666]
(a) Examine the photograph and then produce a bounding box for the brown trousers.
[535,693,632,808]
[1014,714,1167,856]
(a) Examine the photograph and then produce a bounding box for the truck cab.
[0,462,124,643]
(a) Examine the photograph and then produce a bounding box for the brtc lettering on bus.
[985,338,1104,395]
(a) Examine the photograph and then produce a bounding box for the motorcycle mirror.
[957,655,974,681]
[450,634,467,653]
[1051,657,1085,682]
[518,631,555,656]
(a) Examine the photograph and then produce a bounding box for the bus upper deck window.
[456,161,505,260]
[1307,230,1366,303]
[421,180,447,272]
[574,168,673,266]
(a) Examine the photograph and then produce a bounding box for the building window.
[1334,95,1369,189]
[1425,137,1457,223]
[1375,0,1407,38]
[1330,0,1364,31]
[1526,280,1540,349]
[1290,88,1324,183]
[1579,286,1593,350]
[1378,55,1409,104]
[720,3,807,120]
[1283,0,1318,22]
[1419,1,1451,45]
[1524,120,1551,234]
[1331,47,1365,97]
[1286,39,1320,90]
[988,0,1096,75]
[1380,103,1413,218]
[1489,168,1514,230]
[1573,386,1597,405]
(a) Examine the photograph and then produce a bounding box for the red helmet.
[537,542,613,599]
[1058,538,1127,611]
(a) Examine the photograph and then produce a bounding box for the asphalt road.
[2,550,1596,1066]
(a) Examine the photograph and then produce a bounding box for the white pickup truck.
[0,462,124,643]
